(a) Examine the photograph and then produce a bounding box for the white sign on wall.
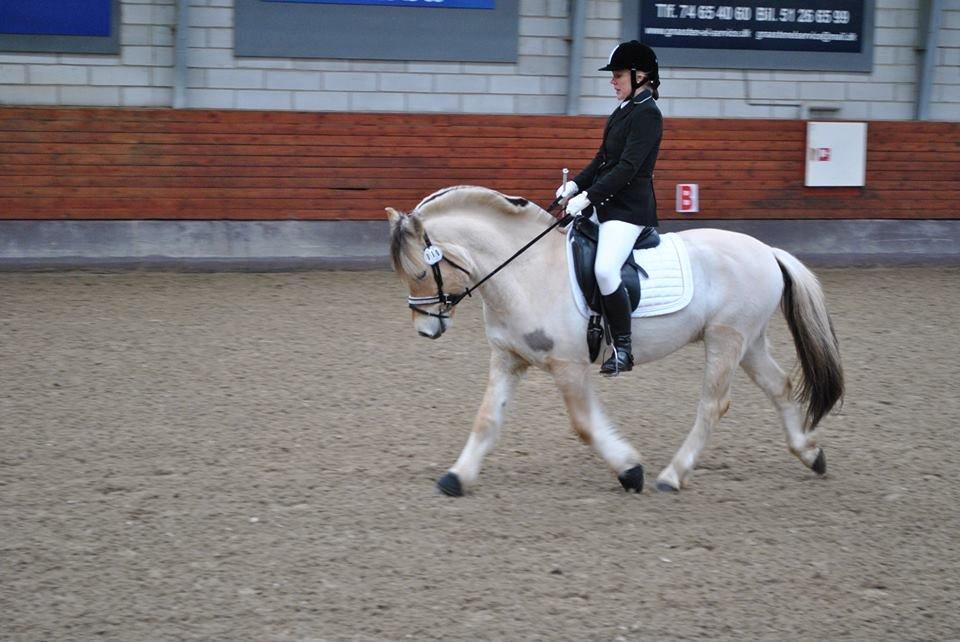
[805,122,867,187]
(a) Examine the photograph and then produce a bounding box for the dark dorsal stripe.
[418,186,461,208]
[420,187,529,212]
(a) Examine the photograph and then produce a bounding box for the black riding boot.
[599,284,634,376]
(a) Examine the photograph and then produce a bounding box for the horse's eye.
[414,271,427,281]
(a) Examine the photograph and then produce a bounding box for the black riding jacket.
[573,88,662,227]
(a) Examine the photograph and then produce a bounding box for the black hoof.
[618,465,644,493]
[655,481,679,493]
[436,472,463,497]
[811,449,827,476]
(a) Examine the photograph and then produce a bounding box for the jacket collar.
[614,88,653,113]
[632,88,653,104]
[605,88,654,133]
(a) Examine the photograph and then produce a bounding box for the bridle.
[407,204,571,324]
[406,230,473,321]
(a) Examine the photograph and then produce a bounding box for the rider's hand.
[565,192,591,216]
[555,180,579,201]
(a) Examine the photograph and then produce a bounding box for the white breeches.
[594,219,643,295]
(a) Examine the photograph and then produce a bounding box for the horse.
[387,185,843,496]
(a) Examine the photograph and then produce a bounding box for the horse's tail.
[772,248,844,432]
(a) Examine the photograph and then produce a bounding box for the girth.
[569,216,660,362]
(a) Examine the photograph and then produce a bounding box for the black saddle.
[569,216,660,362]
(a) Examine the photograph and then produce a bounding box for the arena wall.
[1,0,958,267]
[1,106,957,267]
[1,107,957,221]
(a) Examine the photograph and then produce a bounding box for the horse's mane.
[390,185,553,279]
[415,185,551,223]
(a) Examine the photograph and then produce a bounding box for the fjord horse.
[388,186,843,495]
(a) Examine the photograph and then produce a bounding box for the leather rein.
[407,199,571,320]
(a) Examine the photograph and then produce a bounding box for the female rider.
[557,40,663,376]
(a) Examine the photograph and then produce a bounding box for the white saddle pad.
[565,231,695,319]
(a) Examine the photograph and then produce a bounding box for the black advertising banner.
[640,0,865,53]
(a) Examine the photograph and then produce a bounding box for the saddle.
[568,216,660,362]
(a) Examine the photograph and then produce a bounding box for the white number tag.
[423,246,443,266]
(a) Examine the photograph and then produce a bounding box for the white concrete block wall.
[0,0,957,121]
[0,0,174,108]
[933,0,960,119]
[180,0,569,113]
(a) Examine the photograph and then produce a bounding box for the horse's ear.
[386,207,404,227]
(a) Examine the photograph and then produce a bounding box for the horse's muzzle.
[416,316,447,339]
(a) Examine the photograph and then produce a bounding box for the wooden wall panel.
[0,107,957,221]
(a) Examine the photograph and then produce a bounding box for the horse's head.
[387,207,473,340]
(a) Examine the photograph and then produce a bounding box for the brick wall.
[2,107,957,221]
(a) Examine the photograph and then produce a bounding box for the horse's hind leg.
[656,325,743,492]
[551,361,645,492]
[438,348,527,496]
[740,333,824,473]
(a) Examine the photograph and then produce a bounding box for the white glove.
[555,180,579,201]
[565,192,591,216]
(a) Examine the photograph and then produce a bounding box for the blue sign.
[265,0,495,8]
[640,0,864,53]
[0,0,112,37]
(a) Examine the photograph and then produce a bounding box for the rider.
[556,40,663,376]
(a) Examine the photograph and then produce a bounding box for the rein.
[408,201,571,320]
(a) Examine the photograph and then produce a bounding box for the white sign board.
[805,122,867,187]
[675,183,699,214]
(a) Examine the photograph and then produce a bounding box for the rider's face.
[611,70,644,102]
[611,70,631,101]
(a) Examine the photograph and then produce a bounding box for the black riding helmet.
[599,40,660,96]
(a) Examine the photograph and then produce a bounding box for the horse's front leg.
[551,361,645,492]
[437,349,527,497]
